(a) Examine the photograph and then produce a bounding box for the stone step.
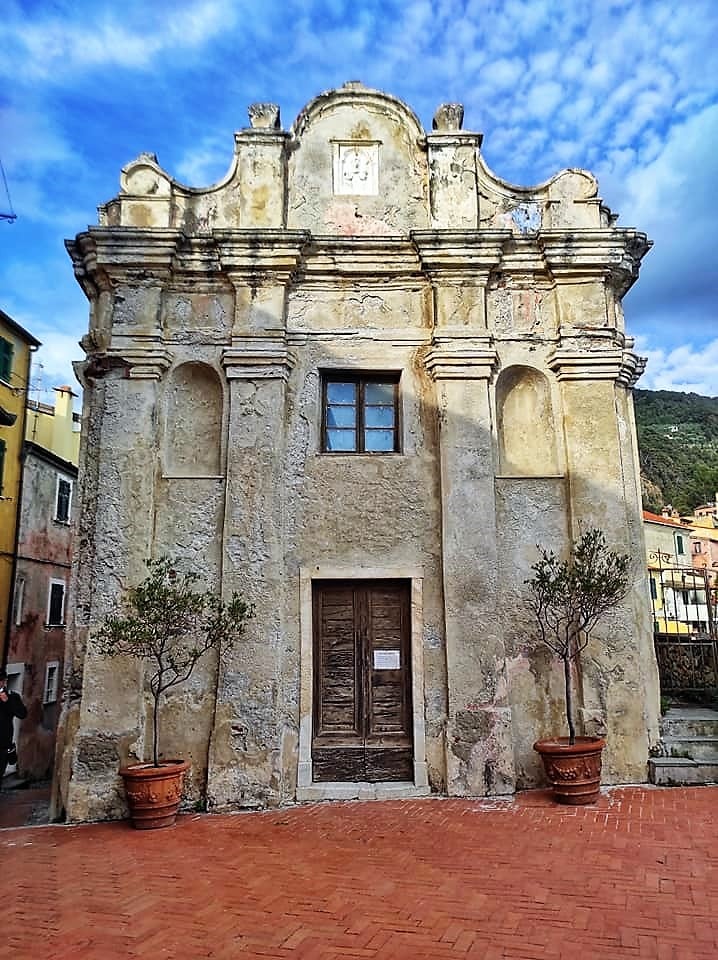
[661,736,718,762]
[649,756,718,787]
[661,708,718,739]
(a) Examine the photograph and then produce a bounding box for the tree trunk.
[152,692,161,767]
[564,655,576,745]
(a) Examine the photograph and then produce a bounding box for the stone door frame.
[297,564,429,801]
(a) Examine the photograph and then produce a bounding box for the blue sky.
[1,0,717,401]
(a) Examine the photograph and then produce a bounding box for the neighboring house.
[55,84,659,824]
[0,309,40,756]
[643,510,711,636]
[6,386,80,780]
[693,496,718,520]
[690,517,718,574]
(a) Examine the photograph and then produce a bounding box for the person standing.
[0,669,26,783]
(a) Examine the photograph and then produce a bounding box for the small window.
[47,580,66,627]
[322,373,399,453]
[649,577,657,600]
[43,661,60,704]
[12,576,25,626]
[675,534,685,555]
[55,477,73,523]
[693,542,702,554]
[0,337,12,383]
[0,438,5,496]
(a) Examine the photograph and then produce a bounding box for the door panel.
[313,580,413,782]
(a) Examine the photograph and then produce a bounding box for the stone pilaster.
[425,341,516,797]
[206,337,294,810]
[234,104,290,229]
[426,103,482,229]
[547,346,660,782]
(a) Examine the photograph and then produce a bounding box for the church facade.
[54,84,660,822]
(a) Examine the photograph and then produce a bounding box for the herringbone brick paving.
[3,786,717,959]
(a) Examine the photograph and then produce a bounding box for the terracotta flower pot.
[533,736,605,805]
[119,760,190,829]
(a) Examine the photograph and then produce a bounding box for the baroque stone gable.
[54,83,659,822]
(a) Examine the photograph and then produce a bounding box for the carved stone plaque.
[332,142,379,196]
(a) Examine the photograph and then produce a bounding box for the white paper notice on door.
[373,649,401,670]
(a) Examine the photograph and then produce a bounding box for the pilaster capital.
[108,336,173,380]
[222,337,295,381]
[540,229,652,296]
[547,346,646,386]
[412,231,508,277]
[425,338,498,381]
[215,231,307,282]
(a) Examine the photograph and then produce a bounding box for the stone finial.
[433,103,464,131]
[248,103,281,129]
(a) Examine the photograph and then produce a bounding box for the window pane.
[364,382,394,403]
[326,382,356,404]
[364,429,395,451]
[326,429,357,452]
[49,584,64,625]
[364,405,394,428]
[327,405,356,428]
[57,479,71,522]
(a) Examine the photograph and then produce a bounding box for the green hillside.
[633,389,718,515]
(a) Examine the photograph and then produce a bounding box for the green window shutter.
[0,337,13,382]
[0,438,5,496]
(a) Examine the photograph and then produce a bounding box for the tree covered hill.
[633,389,718,515]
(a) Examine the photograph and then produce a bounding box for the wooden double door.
[312,580,413,782]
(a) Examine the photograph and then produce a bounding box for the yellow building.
[0,309,41,658]
[25,387,81,466]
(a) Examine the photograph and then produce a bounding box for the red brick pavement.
[3,786,717,960]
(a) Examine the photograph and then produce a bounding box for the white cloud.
[637,339,718,398]
[0,0,237,79]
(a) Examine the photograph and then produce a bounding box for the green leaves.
[525,529,631,743]
[93,557,254,765]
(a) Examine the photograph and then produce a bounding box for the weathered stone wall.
[53,83,660,823]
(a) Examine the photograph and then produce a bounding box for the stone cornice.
[425,337,498,380]
[425,132,483,149]
[66,226,652,299]
[222,337,295,381]
[548,346,647,386]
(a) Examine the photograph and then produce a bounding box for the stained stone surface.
[53,83,660,824]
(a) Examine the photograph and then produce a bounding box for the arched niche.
[164,362,223,476]
[496,366,559,476]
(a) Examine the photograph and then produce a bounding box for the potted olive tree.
[94,557,253,829]
[526,529,630,804]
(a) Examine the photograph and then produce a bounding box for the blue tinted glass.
[327,405,356,428]
[364,429,395,451]
[365,382,394,403]
[364,406,394,428]
[326,382,356,404]
[327,429,357,451]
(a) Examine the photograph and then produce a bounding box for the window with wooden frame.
[0,337,12,383]
[321,373,400,453]
[55,476,73,523]
[47,579,66,627]
[43,661,60,705]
